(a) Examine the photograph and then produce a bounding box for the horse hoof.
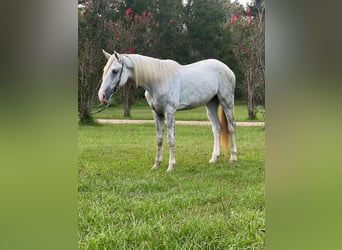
[229,156,237,162]
[166,166,174,172]
[152,161,162,170]
[209,156,218,163]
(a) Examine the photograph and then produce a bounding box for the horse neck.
[127,54,180,88]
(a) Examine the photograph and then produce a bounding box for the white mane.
[127,54,181,86]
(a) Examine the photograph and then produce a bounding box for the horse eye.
[112,69,118,74]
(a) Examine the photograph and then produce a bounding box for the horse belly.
[177,80,217,110]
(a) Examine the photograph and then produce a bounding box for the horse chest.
[145,89,177,115]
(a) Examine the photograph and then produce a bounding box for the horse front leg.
[152,111,165,170]
[165,112,176,172]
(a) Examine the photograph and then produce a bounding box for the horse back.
[176,59,234,110]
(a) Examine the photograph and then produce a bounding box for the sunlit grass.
[93,102,265,122]
[78,124,265,249]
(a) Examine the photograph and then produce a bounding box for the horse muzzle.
[98,89,110,104]
[98,86,118,104]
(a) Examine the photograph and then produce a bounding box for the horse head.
[98,50,133,104]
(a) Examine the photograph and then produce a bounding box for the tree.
[229,2,265,119]
[78,0,112,123]
[153,0,187,61]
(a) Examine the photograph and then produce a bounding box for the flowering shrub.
[229,5,265,119]
[105,7,160,56]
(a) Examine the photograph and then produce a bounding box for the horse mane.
[127,54,181,86]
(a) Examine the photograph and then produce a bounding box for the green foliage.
[78,0,265,121]
[185,0,225,60]
[154,0,187,61]
[79,124,265,249]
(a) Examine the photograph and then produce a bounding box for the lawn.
[93,102,265,122]
[78,123,265,249]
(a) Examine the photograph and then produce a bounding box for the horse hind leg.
[206,97,220,163]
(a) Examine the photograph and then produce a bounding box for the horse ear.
[114,51,121,61]
[114,51,125,63]
[102,49,112,59]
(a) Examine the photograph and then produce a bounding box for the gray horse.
[98,51,237,172]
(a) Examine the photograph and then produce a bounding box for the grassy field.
[93,102,265,122]
[78,123,265,249]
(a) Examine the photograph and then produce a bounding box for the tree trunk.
[246,69,256,120]
[122,81,133,117]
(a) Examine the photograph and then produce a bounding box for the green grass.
[79,124,265,249]
[93,102,265,122]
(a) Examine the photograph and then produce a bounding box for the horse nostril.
[98,90,106,103]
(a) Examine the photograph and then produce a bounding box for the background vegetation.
[78,0,265,123]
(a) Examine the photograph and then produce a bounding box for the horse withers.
[98,50,237,172]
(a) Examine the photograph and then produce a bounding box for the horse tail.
[219,106,230,154]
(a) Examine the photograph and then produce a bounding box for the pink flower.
[155,21,160,28]
[230,12,241,24]
[134,14,140,20]
[147,11,152,17]
[169,18,174,24]
[246,8,252,16]
[128,48,135,54]
[125,7,132,16]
